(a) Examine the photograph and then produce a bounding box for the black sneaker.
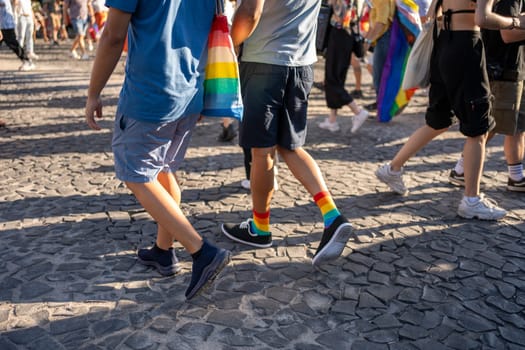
[313,81,325,91]
[218,124,237,142]
[221,219,272,248]
[350,89,364,99]
[185,240,231,300]
[364,102,377,111]
[137,245,180,276]
[312,215,353,267]
[507,177,525,192]
[448,169,465,187]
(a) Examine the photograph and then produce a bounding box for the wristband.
[510,16,519,29]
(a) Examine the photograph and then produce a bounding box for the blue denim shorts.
[112,113,199,183]
[71,17,88,36]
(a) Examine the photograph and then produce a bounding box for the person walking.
[85,0,231,299]
[318,0,369,133]
[0,0,34,71]
[63,0,93,59]
[15,0,38,60]
[375,0,522,220]
[221,0,354,267]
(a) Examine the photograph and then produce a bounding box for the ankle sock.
[455,156,465,175]
[151,244,175,266]
[314,191,341,228]
[464,196,480,204]
[251,210,270,236]
[508,163,523,181]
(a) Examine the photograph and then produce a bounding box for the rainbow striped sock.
[251,210,271,236]
[314,191,341,228]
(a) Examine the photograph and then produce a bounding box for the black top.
[482,0,525,81]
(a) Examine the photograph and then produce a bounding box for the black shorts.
[426,30,495,137]
[238,62,313,150]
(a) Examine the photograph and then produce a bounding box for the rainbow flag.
[377,1,421,122]
[201,14,243,120]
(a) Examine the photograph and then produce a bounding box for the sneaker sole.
[375,170,408,196]
[137,258,180,276]
[448,177,465,187]
[457,210,506,221]
[507,185,525,192]
[186,250,231,300]
[312,223,353,267]
[221,225,273,248]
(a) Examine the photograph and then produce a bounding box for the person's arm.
[85,7,130,130]
[230,0,264,48]
[475,0,525,30]
[501,17,525,42]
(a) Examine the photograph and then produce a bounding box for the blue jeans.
[372,28,392,94]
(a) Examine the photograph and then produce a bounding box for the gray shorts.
[238,62,313,150]
[491,80,525,135]
[112,113,199,183]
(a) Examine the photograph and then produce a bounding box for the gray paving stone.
[499,325,525,346]
[207,310,246,328]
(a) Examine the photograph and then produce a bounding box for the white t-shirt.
[16,0,33,16]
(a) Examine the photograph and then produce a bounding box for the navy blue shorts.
[238,62,313,150]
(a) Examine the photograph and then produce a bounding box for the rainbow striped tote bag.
[201,0,243,120]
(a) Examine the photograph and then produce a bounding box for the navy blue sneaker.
[185,240,231,300]
[137,244,180,276]
[312,215,353,267]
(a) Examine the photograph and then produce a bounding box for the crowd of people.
[2,0,523,299]
[0,0,107,71]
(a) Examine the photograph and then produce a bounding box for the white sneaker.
[241,179,251,190]
[70,50,80,59]
[457,194,506,220]
[351,109,369,133]
[19,60,35,71]
[27,52,39,60]
[375,163,408,195]
[81,53,90,60]
[88,42,94,52]
[318,118,340,132]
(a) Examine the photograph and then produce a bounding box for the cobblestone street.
[1,43,524,350]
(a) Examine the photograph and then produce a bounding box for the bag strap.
[216,0,224,15]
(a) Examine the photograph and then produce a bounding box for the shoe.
[27,52,39,60]
[448,170,465,187]
[507,177,525,192]
[88,42,94,52]
[318,118,340,132]
[457,194,506,220]
[218,123,237,142]
[350,89,364,99]
[313,81,325,91]
[19,61,35,71]
[70,50,80,59]
[312,215,353,267]
[375,163,408,195]
[364,102,377,111]
[221,219,272,248]
[241,179,251,190]
[137,245,180,276]
[185,240,231,300]
[351,109,369,133]
[53,40,60,46]
[81,53,90,60]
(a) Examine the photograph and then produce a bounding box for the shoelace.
[239,219,251,229]
[478,194,500,209]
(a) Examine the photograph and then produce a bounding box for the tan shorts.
[491,80,525,135]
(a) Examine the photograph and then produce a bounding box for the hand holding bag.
[201,0,244,120]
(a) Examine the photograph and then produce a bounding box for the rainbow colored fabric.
[201,14,243,120]
[377,0,421,122]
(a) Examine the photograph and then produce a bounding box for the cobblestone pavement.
[1,43,524,350]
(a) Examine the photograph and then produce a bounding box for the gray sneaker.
[448,169,465,187]
[457,194,506,220]
[375,163,408,195]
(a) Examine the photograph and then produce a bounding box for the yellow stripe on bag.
[205,62,238,79]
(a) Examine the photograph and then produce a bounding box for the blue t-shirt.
[0,0,16,30]
[106,0,215,122]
